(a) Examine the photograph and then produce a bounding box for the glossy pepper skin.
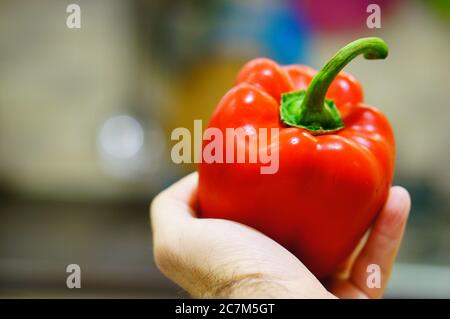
[198,38,395,278]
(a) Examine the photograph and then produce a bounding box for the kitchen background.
[0,0,449,298]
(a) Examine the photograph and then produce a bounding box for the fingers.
[151,172,198,226]
[348,186,411,298]
[150,172,199,251]
[150,172,202,292]
[158,171,199,209]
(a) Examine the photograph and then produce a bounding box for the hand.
[150,172,410,298]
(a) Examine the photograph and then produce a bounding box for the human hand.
[150,172,410,298]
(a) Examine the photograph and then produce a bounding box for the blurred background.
[0,0,449,298]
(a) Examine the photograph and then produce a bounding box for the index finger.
[150,172,199,240]
[349,186,411,298]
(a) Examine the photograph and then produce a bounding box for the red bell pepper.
[198,38,395,278]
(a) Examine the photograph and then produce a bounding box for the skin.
[150,172,410,299]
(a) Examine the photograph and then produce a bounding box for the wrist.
[195,273,336,299]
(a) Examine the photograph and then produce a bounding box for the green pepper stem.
[302,37,388,113]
